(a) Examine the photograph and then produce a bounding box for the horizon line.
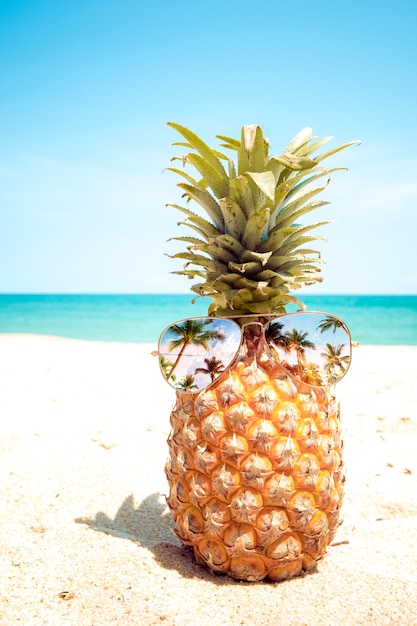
[1,292,416,297]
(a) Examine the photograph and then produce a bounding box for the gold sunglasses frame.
[155,310,354,394]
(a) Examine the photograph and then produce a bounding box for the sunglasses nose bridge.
[240,320,264,331]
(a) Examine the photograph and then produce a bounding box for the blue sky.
[1,0,416,295]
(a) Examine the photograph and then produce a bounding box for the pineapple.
[161,122,359,581]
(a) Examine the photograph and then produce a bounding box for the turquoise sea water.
[0,294,416,345]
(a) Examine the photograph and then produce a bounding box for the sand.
[0,334,416,625]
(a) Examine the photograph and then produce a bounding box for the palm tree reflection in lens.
[266,313,351,386]
[165,319,225,381]
[159,318,239,392]
[176,374,199,392]
[158,313,351,392]
[194,356,226,383]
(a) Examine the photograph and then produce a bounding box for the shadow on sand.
[75,493,239,584]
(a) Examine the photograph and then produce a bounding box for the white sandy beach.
[0,334,416,625]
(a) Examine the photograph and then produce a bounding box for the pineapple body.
[165,326,344,582]
[162,123,358,581]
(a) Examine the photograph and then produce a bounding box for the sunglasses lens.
[265,312,351,386]
[158,317,241,392]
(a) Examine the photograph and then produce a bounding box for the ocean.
[0,294,416,345]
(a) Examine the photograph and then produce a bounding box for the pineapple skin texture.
[165,328,345,582]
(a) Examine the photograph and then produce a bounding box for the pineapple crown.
[166,122,360,316]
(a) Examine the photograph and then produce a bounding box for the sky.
[1,0,416,295]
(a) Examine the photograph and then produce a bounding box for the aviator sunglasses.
[155,311,354,394]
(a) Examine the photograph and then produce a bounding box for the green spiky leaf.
[165,122,359,315]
